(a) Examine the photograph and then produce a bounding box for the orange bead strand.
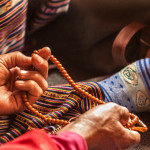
[22,49,148,132]
[22,91,69,126]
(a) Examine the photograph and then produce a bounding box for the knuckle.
[42,63,48,78]
[0,57,4,64]
[28,80,36,89]
[43,81,48,91]
[16,51,25,61]
[29,80,35,86]
[108,103,128,115]
[108,102,119,110]
[16,51,23,57]
[122,106,129,114]
[42,61,48,70]
[37,88,43,97]
[33,72,40,79]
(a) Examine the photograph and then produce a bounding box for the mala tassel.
[131,127,148,133]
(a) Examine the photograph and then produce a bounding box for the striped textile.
[0,0,70,54]
[137,58,150,91]
[0,0,28,54]
[0,82,104,145]
[29,0,71,32]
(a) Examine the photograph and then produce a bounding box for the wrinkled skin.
[0,46,140,149]
[0,47,50,115]
[59,103,140,150]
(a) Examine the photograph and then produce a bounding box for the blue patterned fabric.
[98,58,150,113]
[98,74,136,112]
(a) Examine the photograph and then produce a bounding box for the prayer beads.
[22,49,148,132]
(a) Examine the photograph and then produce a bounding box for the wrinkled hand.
[59,103,140,150]
[0,47,50,115]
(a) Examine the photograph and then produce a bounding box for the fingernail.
[20,70,28,74]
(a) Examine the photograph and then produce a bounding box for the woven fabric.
[98,58,150,113]
[27,0,71,32]
[0,0,28,54]
[0,82,104,145]
[0,0,70,54]
[32,0,70,25]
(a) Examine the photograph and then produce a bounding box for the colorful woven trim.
[33,0,70,24]
[0,0,28,54]
[0,82,104,145]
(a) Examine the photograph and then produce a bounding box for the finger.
[32,54,48,79]
[18,70,48,92]
[0,51,31,69]
[31,47,51,78]
[118,106,130,125]
[15,80,43,104]
[121,128,141,149]
[99,103,129,125]
[37,47,51,60]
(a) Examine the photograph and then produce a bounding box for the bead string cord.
[22,49,148,133]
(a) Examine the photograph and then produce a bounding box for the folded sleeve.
[0,129,87,150]
[50,131,88,150]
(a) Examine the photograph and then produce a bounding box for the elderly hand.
[59,102,140,150]
[0,47,50,115]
